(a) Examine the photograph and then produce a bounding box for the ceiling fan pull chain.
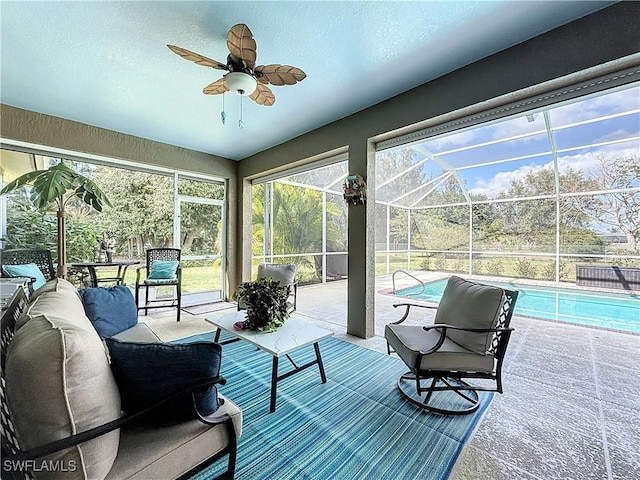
[238,95,245,129]
[221,93,226,125]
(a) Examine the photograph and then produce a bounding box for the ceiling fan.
[167,23,306,107]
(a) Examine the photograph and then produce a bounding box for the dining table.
[70,260,140,288]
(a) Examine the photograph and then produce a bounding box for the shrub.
[516,259,538,279]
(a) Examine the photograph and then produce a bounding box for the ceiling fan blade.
[167,45,228,70]
[254,65,306,86]
[227,24,257,70]
[249,84,275,106]
[203,78,228,95]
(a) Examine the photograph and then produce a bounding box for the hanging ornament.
[343,174,367,205]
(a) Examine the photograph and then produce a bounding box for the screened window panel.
[436,131,551,168]
[560,192,639,254]
[326,192,348,252]
[178,177,224,199]
[285,162,348,191]
[410,206,469,251]
[553,115,639,151]
[460,157,556,199]
[389,207,408,250]
[374,203,389,252]
[251,184,266,257]
[548,86,640,128]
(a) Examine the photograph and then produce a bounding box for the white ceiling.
[0,1,614,161]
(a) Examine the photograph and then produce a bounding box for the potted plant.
[232,277,291,332]
[0,160,111,278]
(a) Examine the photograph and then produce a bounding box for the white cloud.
[469,164,544,197]
[468,144,639,197]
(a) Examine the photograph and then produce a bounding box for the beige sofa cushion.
[434,276,504,354]
[6,280,121,480]
[104,394,242,480]
[111,321,162,343]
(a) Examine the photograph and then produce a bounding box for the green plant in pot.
[232,277,291,332]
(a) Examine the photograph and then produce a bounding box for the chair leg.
[397,372,481,415]
[135,285,141,315]
[176,285,181,322]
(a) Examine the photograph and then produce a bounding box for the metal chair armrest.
[422,323,515,334]
[390,302,438,324]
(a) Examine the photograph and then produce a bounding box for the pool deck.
[144,274,640,480]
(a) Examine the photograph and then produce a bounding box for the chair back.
[0,248,55,281]
[490,288,518,359]
[145,248,181,274]
[257,263,297,287]
[435,276,517,355]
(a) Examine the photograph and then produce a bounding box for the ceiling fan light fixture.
[225,72,257,96]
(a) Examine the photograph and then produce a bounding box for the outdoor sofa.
[1,278,241,480]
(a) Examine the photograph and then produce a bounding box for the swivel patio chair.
[0,248,55,292]
[385,275,518,415]
[135,248,182,322]
[257,263,298,312]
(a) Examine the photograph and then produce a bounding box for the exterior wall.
[237,2,640,338]
[0,106,241,295]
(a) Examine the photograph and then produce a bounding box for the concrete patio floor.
[144,276,640,480]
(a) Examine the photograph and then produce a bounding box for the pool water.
[395,278,640,334]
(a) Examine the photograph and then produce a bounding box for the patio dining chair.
[135,248,182,322]
[385,275,518,415]
[0,248,56,292]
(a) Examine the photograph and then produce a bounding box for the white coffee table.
[205,311,334,412]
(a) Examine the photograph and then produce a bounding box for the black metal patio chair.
[0,248,55,292]
[385,275,518,415]
[135,248,182,322]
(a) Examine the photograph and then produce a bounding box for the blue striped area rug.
[176,333,493,480]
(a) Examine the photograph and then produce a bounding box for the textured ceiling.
[0,1,613,161]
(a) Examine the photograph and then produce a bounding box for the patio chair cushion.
[6,286,121,480]
[2,263,47,290]
[79,286,138,340]
[385,324,496,372]
[257,263,297,286]
[148,260,179,280]
[434,276,504,354]
[105,338,223,421]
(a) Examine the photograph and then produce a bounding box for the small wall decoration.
[343,174,367,205]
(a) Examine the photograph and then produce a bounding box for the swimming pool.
[395,278,640,334]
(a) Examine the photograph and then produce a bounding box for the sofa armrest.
[7,376,230,461]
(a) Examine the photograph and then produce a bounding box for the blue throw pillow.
[148,260,179,280]
[79,286,138,339]
[104,338,223,420]
[2,263,47,290]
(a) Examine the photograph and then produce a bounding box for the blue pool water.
[395,278,640,334]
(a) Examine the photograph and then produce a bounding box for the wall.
[236,2,640,338]
[0,106,241,293]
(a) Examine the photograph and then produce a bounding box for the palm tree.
[0,160,111,277]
